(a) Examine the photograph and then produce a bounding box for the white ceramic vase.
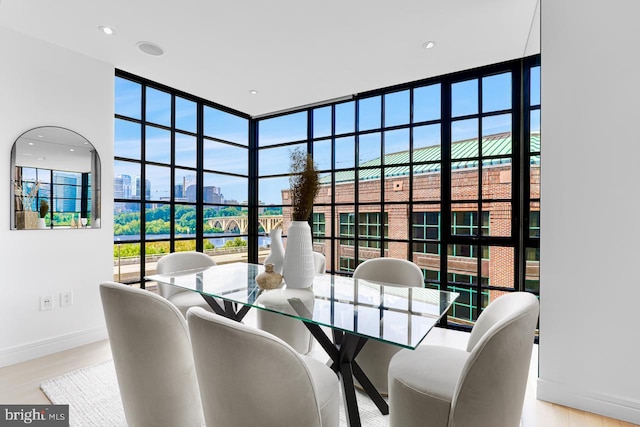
[264,228,285,274]
[282,221,316,289]
[37,218,47,229]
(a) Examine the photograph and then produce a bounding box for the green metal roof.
[321,132,540,184]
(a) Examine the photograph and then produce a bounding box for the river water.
[114,233,272,248]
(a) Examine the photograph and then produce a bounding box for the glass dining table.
[146,262,458,427]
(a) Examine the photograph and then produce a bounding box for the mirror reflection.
[10,126,101,230]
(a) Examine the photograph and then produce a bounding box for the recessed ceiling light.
[136,41,164,57]
[69,148,75,152]
[249,90,258,95]
[37,134,43,138]
[36,157,46,161]
[99,26,115,36]
[422,41,436,50]
[28,142,34,146]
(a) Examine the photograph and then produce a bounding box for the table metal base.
[304,324,389,427]
[201,295,251,322]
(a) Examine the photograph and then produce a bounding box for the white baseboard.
[537,378,640,425]
[0,326,108,368]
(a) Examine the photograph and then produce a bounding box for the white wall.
[539,1,640,423]
[0,27,114,366]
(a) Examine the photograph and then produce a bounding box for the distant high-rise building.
[114,174,132,199]
[203,186,223,204]
[114,177,123,199]
[114,174,134,212]
[183,174,196,189]
[54,172,80,212]
[38,185,51,201]
[163,174,224,205]
[134,176,151,199]
[185,184,197,203]
[174,174,196,200]
[121,175,131,199]
[174,184,184,199]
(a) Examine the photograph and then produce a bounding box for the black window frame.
[114,55,540,329]
[114,70,251,287]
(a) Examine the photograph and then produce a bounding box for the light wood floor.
[0,336,637,427]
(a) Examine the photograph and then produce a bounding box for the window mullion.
[195,103,204,253]
[247,118,259,264]
[516,61,528,292]
[169,94,176,253]
[139,85,147,288]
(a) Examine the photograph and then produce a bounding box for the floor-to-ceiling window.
[525,65,541,294]
[257,56,540,324]
[113,71,250,287]
[114,55,540,324]
[14,168,90,228]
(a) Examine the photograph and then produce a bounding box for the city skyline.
[18,167,85,213]
[114,172,237,213]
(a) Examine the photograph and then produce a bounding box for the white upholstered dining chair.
[155,251,218,317]
[313,251,326,274]
[187,306,340,427]
[352,257,425,395]
[388,292,539,427]
[255,252,326,354]
[99,281,204,427]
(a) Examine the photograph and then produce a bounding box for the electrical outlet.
[60,291,73,308]
[40,295,54,311]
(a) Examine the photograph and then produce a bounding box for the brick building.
[283,132,540,321]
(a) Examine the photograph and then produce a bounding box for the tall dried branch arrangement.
[289,147,319,221]
[14,180,40,212]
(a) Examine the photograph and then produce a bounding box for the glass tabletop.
[146,262,459,349]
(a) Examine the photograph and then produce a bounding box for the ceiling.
[14,127,94,172]
[0,0,540,117]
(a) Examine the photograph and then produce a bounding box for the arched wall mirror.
[10,126,101,230]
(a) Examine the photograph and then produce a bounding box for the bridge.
[205,215,283,234]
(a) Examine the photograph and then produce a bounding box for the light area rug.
[41,358,389,427]
[41,360,126,426]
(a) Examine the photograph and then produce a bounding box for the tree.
[224,237,247,248]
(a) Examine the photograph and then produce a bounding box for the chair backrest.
[353,257,424,287]
[187,307,324,427]
[313,252,326,274]
[156,251,216,299]
[450,292,539,427]
[99,281,204,427]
